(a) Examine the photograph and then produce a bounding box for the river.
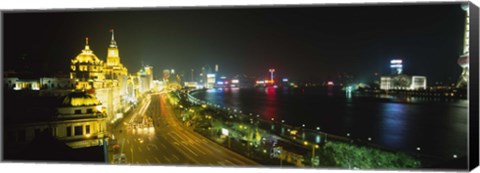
[191,87,468,158]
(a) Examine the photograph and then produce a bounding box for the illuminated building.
[125,74,137,102]
[138,68,148,93]
[231,79,239,88]
[163,69,170,83]
[380,77,392,90]
[5,77,41,91]
[146,66,154,89]
[380,75,427,90]
[390,59,403,75]
[5,91,107,150]
[411,76,427,90]
[138,66,153,93]
[152,80,164,91]
[70,34,128,122]
[103,29,128,93]
[70,37,105,90]
[380,60,427,90]
[199,67,205,84]
[184,81,199,89]
[456,4,469,88]
[206,73,216,89]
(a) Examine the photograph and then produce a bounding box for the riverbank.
[167,89,430,169]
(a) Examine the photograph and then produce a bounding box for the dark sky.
[3,3,466,83]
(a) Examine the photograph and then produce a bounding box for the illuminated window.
[67,126,72,136]
[85,125,90,134]
[74,126,83,136]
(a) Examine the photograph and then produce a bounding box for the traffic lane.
[148,95,238,165]
[116,123,198,165]
[113,96,199,165]
[112,93,259,166]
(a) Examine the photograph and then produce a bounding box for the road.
[109,92,260,166]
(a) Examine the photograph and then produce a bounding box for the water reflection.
[263,86,278,120]
[380,103,407,148]
[192,88,468,157]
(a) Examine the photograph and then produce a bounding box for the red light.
[327,81,334,86]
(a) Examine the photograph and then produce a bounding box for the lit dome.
[74,51,102,63]
[60,91,101,107]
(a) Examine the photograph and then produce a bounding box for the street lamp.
[222,128,231,148]
[304,141,319,167]
[312,144,320,167]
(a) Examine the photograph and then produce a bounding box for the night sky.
[3,3,467,83]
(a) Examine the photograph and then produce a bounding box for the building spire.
[109,29,117,48]
[462,4,469,55]
[84,36,91,50]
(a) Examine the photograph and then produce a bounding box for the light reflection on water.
[192,88,468,157]
[380,103,408,148]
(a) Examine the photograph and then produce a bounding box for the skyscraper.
[456,4,469,88]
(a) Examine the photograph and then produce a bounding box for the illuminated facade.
[56,91,108,148]
[411,76,427,90]
[162,69,170,83]
[70,37,105,90]
[5,77,41,91]
[138,66,153,94]
[104,29,128,91]
[5,77,74,91]
[380,77,392,90]
[206,73,216,89]
[5,91,107,149]
[380,75,427,90]
[456,4,469,88]
[380,60,426,90]
[70,31,130,122]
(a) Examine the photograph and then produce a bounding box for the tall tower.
[269,68,275,81]
[106,29,120,66]
[456,4,469,88]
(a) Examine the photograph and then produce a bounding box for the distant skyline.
[4,3,466,83]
